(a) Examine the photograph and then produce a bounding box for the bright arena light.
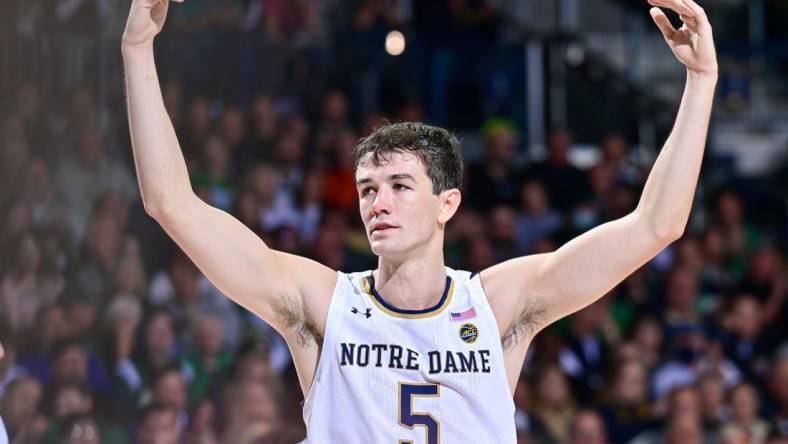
[385,30,406,56]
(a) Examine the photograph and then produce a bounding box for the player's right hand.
[122,0,183,47]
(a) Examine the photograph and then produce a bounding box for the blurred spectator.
[632,385,720,444]
[150,253,241,350]
[0,376,47,444]
[652,326,705,399]
[48,339,110,394]
[599,359,653,443]
[17,305,71,384]
[58,413,102,444]
[712,190,760,275]
[55,127,137,241]
[233,96,278,175]
[192,135,235,211]
[72,209,128,302]
[115,310,182,410]
[720,382,770,444]
[697,372,728,431]
[568,409,608,444]
[488,205,519,261]
[1,232,65,332]
[515,180,563,254]
[184,315,233,406]
[662,268,702,329]
[531,364,577,444]
[179,97,214,164]
[322,128,359,213]
[466,119,521,211]
[721,294,773,381]
[0,335,26,400]
[148,366,189,428]
[559,301,612,404]
[221,379,284,444]
[137,403,183,444]
[526,128,593,214]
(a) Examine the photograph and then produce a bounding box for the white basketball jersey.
[302,267,516,444]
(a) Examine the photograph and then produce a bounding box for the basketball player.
[122,0,717,441]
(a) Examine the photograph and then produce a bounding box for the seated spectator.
[0,376,47,444]
[16,304,71,384]
[568,409,608,444]
[599,359,653,443]
[720,382,771,444]
[530,364,577,444]
[722,294,773,381]
[183,315,233,406]
[697,372,728,430]
[515,180,563,255]
[0,232,65,333]
[48,339,110,394]
[58,413,102,444]
[526,128,592,213]
[137,403,183,444]
[221,379,284,444]
[54,127,137,242]
[145,366,190,432]
[0,334,26,399]
[150,252,241,349]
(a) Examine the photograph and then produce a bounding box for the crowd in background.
[2,1,788,444]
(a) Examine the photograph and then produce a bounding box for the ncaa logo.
[459,323,479,344]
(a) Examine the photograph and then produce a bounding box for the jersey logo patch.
[351,307,372,319]
[459,323,479,344]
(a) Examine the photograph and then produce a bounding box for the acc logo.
[459,323,479,344]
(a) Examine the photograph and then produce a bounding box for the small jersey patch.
[459,323,479,344]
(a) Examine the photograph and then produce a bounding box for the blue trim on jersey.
[470,272,479,279]
[366,275,453,315]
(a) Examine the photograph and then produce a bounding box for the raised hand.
[122,0,184,47]
[648,0,718,76]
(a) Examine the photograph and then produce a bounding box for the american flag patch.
[450,307,477,321]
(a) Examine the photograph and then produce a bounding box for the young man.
[122,0,717,441]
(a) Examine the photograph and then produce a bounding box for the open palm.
[649,0,717,75]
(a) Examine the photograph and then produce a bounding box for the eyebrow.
[356,173,417,186]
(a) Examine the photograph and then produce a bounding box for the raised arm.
[121,0,336,341]
[483,0,717,351]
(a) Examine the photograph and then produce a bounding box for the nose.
[371,187,392,216]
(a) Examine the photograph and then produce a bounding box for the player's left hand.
[649,0,718,76]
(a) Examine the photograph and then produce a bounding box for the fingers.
[681,0,712,34]
[649,0,711,35]
[650,7,676,41]
[648,0,693,17]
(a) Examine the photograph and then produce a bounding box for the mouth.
[370,223,398,235]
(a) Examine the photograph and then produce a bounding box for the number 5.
[398,383,440,444]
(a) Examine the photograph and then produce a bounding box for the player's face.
[356,152,443,258]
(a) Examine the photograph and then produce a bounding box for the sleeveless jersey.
[302,267,516,444]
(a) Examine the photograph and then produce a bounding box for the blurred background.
[1,0,787,443]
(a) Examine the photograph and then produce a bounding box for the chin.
[369,238,409,259]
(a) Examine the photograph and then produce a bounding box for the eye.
[360,186,375,196]
[393,183,410,191]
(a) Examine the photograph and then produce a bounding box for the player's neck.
[374,249,447,311]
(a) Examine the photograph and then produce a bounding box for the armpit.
[501,297,546,351]
[272,295,323,347]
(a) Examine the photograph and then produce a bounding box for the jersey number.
[398,383,440,444]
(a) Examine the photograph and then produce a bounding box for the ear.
[437,188,462,225]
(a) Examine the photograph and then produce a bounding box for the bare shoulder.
[271,252,339,348]
[480,254,551,351]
